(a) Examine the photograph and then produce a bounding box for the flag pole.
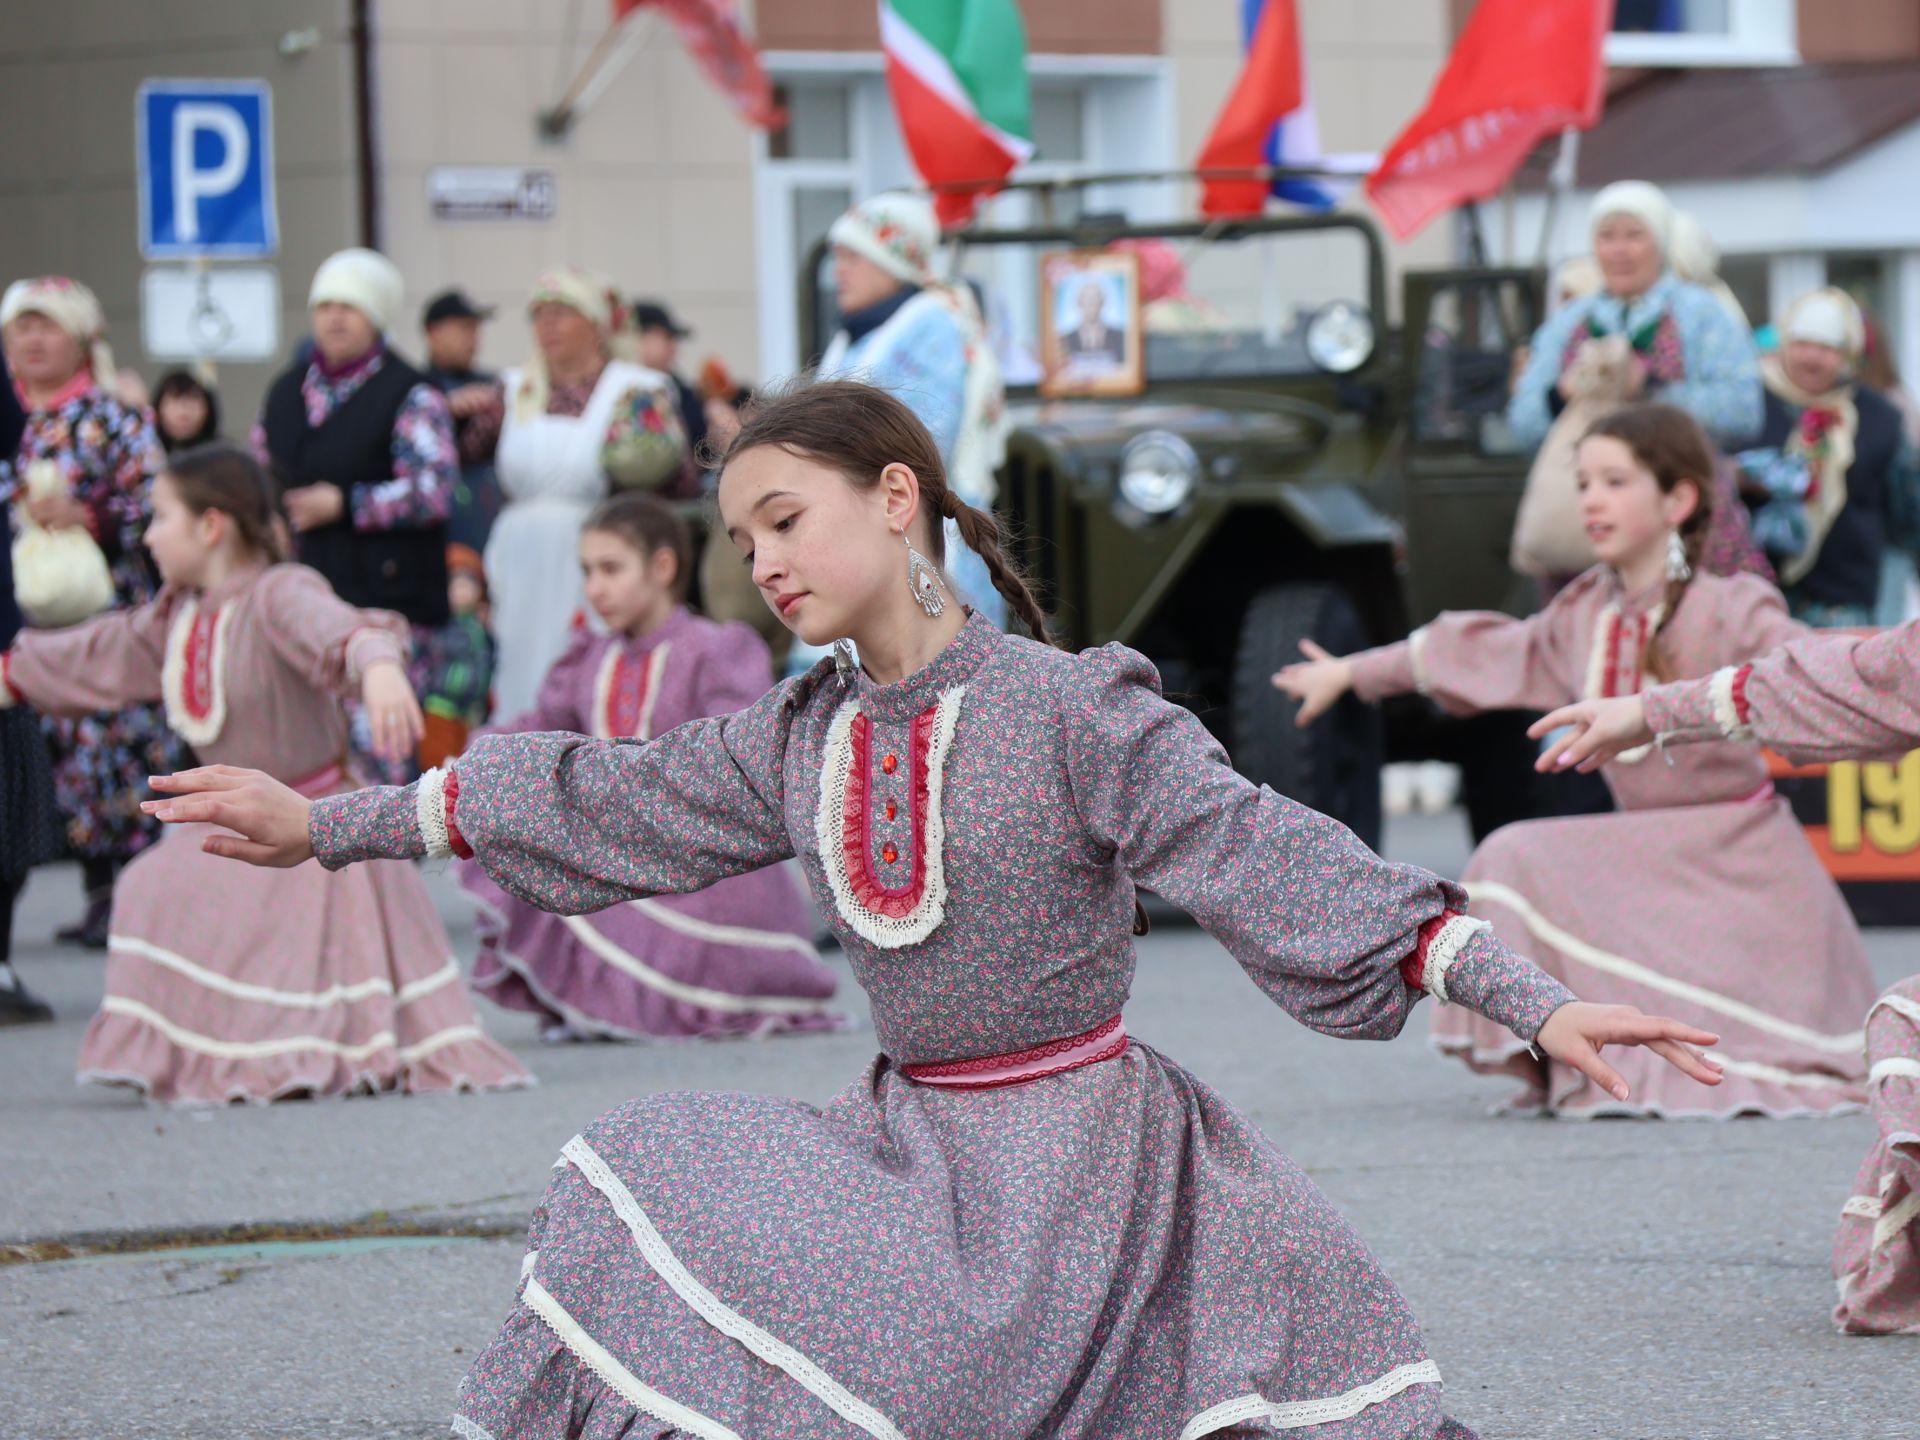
[1537,128,1579,266]
[540,12,659,138]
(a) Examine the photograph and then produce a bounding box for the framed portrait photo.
[1039,249,1144,398]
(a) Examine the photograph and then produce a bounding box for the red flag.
[1194,0,1303,219]
[613,0,785,130]
[1365,0,1609,241]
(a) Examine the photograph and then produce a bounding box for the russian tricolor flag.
[1199,0,1374,219]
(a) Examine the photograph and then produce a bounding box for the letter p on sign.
[137,80,278,259]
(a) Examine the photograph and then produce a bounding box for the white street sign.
[141,266,281,361]
[428,167,557,222]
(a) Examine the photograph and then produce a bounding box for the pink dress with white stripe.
[1349,566,1877,1118]
[0,563,530,1104]
[1641,623,1920,1325]
[461,609,844,1040]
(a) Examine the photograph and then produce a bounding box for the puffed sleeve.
[683,621,774,722]
[481,629,599,736]
[1646,623,1920,765]
[1659,286,1763,445]
[1061,645,1575,1043]
[253,564,409,699]
[308,671,806,911]
[1346,575,1594,716]
[1,592,176,717]
[1507,299,1589,451]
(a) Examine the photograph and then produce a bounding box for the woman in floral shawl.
[0,276,184,947]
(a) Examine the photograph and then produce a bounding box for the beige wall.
[0,1,364,428]
[373,0,762,390]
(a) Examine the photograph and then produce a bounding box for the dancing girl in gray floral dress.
[148,382,1723,1439]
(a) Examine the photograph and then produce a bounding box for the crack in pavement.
[2,1206,529,1266]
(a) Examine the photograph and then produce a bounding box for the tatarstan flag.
[881,0,1034,225]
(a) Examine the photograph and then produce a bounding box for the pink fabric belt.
[291,762,350,799]
[901,1014,1129,1090]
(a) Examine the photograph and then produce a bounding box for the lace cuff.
[1709,664,1756,743]
[1432,923,1576,1042]
[309,783,430,870]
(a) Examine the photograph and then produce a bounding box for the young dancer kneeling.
[150,384,1716,1439]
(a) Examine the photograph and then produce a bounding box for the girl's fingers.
[1527,710,1579,741]
[1299,639,1333,662]
[202,833,276,864]
[147,766,249,793]
[1634,1016,1719,1047]
[1647,1038,1723,1086]
[1568,1045,1630,1103]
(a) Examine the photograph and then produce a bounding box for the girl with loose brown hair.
[454,485,842,1043]
[1277,399,1877,1120]
[148,379,1716,1440]
[0,440,530,1102]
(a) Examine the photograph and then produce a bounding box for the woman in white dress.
[458,268,686,716]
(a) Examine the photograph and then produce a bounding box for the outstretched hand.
[142,766,316,868]
[1271,640,1354,728]
[1528,695,1654,774]
[1534,1001,1721,1102]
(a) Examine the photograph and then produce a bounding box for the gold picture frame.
[1039,249,1144,398]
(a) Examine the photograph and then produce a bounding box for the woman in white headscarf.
[1510,181,1762,451]
[1736,287,1920,626]
[811,192,1009,651]
[0,276,182,947]
[457,268,686,717]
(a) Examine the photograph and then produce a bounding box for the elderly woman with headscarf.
[453,267,685,717]
[0,276,184,947]
[1736,288,1920,627]
[255,248,458,634]
[813,192,1009,646]
[1508,184,1771,593]
[1510,181,1762,452]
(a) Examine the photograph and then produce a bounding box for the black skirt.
[1,707,61,883]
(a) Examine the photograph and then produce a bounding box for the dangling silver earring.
[1664,530,1692,583]
[904,532,947,618]
[832,639,855,681]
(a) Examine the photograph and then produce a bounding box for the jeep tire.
[1230,583,1385,852]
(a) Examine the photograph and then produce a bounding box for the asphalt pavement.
[2,812,1912,1440]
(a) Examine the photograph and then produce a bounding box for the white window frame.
[752,52,1173,377]
[1604,0,1798,67]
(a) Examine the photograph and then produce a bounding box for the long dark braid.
[935,487,1054,646]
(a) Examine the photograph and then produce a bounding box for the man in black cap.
[420,288,501,549]
[634,299,708,464]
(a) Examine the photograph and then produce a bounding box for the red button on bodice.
[882,753,899,775]
[882,843,898,864]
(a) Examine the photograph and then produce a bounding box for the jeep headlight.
[1117,431,1199,519]
[1305,300,1375,374]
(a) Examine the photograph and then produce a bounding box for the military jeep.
[804,201,1547,852]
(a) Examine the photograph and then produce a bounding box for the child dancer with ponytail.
[151,381,1717,1439]
[0,443,528,1103]
[1277,402,1877,1119]
[462,491,842,1041]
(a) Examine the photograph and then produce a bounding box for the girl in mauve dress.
[1277,403,1878,1120]
[0,443,529,1104]
[148,382,1720,1440]
[463,491,842,1041]
[1534,623,1920,1332]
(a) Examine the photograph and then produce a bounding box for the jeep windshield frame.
[800,211,1390,391]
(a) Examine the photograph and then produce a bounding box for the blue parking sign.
[137,80,277,259]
